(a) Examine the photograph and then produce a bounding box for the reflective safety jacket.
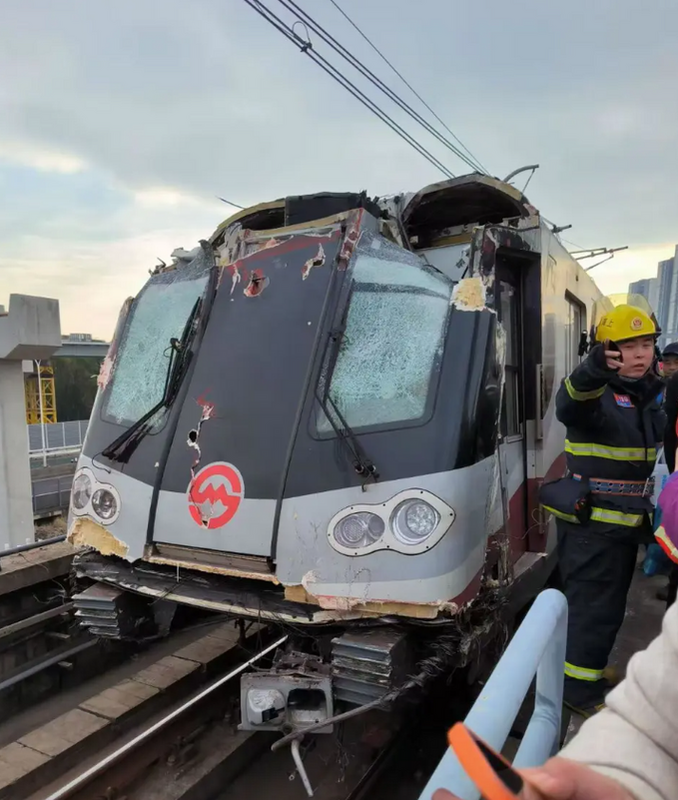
[553,348,665,528]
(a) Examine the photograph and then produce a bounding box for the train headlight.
[333,512,385,549]
[92,489,118,521]
[391,499,440,545]
[71,474,92,510]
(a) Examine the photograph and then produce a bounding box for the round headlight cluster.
[71,473,92,510]
[333,512,385,549]
[329,493,449,555]
[92,489,118,521]
[391,499,440,545]
[70,468,121,524]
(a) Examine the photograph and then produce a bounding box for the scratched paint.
[186,393,216,527]
[301,243,326,280]
[228,262,242,295]
[97,353,115,390]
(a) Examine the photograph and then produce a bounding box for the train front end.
[70,180,541,735]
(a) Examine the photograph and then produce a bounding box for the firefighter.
[543,303,665,717]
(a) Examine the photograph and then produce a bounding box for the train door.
[495,263,527,560]
[494,248,542,561]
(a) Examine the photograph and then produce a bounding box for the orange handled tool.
[445,722,541,800]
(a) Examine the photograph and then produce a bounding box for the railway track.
[2,618,454,800]
[36,635,287,800]
[0,540,488,799]
[0,538,104,722]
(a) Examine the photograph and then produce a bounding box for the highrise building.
[629,277,659,317]
[628,246,678,349]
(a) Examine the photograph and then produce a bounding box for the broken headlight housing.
[71,473,92,510]
[333,512,385,549]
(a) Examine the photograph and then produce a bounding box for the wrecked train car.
[69,174,602,728]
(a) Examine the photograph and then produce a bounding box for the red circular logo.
[187,462,244,529]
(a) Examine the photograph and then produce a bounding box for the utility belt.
[570,473,655,498]
[540,474,648,528]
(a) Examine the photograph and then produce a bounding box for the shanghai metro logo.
[187,461,244,529]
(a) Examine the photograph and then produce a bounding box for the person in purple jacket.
[654,469,678,589]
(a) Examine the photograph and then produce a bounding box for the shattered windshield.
[102,249,211,426]
[318,232,453,434]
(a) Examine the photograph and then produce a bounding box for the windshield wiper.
[102,297,203,463]
[316,310,379,488]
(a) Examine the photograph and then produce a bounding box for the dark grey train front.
[69,176,550,627]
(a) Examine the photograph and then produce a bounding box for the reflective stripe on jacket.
[555,348,665,518]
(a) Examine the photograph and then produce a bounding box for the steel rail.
[42,633,288,800]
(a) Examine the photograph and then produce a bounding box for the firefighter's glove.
[588,342,622,374]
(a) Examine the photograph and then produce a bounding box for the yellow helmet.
[594,303,658,343]
[592,293,659,345]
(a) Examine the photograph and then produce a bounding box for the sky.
[1,0,676,338]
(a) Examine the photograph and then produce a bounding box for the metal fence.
[418,589,568,800]
[28,421,88,458]
[32,474,73,516]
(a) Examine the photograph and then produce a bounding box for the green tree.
[53,357,103,421]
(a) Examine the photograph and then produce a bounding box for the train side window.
[565,293,585,371]
[498,279,522,438]
[316,234,453,435]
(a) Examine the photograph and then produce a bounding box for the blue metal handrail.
[418,588,568,800]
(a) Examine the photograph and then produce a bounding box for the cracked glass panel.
[102,249,210,426]
[318,232,453,433]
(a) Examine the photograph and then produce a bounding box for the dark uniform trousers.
[556,519,650,708]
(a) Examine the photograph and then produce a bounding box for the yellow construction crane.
[24,361,57,424]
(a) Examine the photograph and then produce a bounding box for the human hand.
[431,757,634,800]
[602,340,622,371]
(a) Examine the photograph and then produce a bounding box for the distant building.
[62,332,107,344]
[629,246,678,350]
[629,277,659,318]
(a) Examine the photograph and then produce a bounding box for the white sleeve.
[560,601,678,800]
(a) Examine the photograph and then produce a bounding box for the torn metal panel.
[402,174,532,238]
[337,208,364,269]
[243,268,269,297]
[216,220,245,268]
[301,243,326,280]
[286,582,460,621]
[452,276,488,312]
[67,517,129,559]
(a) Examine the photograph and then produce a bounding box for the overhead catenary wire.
[217,196,245,209]
[242,0,456,179]
[274,0,484,175]
[325,0,489,175]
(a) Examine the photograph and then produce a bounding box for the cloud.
[0,0,676,335]
[0,140,86,174]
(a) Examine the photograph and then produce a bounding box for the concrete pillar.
[0,295,61,548]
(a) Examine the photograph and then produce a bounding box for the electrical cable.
[275,0,483,174]
[325,0,489,174]
[242,0,456,178]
